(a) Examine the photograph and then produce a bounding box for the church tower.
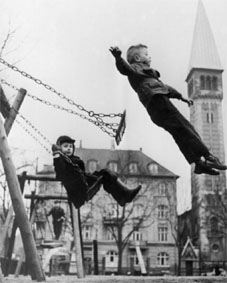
[186,0,227,262]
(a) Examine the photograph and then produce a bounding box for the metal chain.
[0,58,122,120]
[16,119,52,155]
[0,78,117,137]
[18,113,52,145]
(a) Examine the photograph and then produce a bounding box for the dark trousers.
[147,95,210,164]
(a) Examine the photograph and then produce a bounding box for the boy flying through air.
[109,44,227,175]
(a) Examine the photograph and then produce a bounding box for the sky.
[0,0,227,214]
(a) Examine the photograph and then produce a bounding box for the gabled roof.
[76,148,178,178]
[181,237,197,259]
[188,0,222,73]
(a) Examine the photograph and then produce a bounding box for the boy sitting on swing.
[52,135,141,209]
[109,44,227,176]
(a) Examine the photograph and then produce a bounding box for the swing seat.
[115,110,126,145]
[87,176,103,201]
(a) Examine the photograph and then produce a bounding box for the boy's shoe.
[194,161,220,175]
[125,185,142,204]
[205,154,227,170]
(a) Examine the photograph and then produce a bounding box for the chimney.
[79,140,83,148]
[140,147,142,152]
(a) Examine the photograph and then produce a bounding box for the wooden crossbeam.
[0,84,10,118]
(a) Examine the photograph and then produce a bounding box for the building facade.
[35,146,179,275]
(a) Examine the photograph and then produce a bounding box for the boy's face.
[137,47,151,65]
[60,142,74,156]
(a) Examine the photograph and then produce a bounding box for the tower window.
[205,76,211,90]
[188,79,194,96]
[200,75,205,89]
[212,76,218,90]
[206,112,214,123]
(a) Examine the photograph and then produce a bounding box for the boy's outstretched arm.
[109,46,138,76]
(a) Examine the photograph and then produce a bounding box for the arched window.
[107,161,118,173]
[205,76,211,90]
[210,216,219,234]
[87,160,98,173]
[200,75,205,89]
[148,163,158,174]
[158,183,167,195]
[212,76,218,90]
[157,252,169,266]
[128,162,138,174]
[206,112,214,123]
[158,205,168,219]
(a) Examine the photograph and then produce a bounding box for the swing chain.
[18,112,53,145]
[0,58,122,119]
[0,78,118,137]
[16,119,52,154]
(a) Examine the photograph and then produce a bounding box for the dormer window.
[87,160,98,173]
[107,161,118,173]
[148,163,158,174]
[128,162,138,174]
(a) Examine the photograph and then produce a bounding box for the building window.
[106,251,118,267]
[212,244,219,252]
[82,225,92,240]
[107,161,118,173]
[148,163,158,174]
[206,112,214,123]
[106,229,115,240]
[210,216,219,235]
[158,183,167,195]
[205,76,211,90]
[130,252,139,266]
[158,225,168,242]
[128,162,138,174]
[200,75,205,89]
[157,252,169,266]
[87,160,98,173]
[133,204,143,218]
[132,227,142,241]
[212,76,218,90]
[188,79,193,96]
[158,205,168,219]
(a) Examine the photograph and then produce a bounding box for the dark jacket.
[115,57,182,108]
[53,154,89,208]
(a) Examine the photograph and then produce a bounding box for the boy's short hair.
[127,44,148,64]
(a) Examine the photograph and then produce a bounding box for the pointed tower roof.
[188,0,222,72]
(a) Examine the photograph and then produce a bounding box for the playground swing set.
[0,57,127,282]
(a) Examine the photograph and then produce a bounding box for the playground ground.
[3,275,227,283]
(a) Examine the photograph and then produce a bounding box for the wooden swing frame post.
[0,87,45,281]
[24,174,85,279]
[0,88,27,257]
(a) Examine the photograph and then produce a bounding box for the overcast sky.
[0,0,227,213]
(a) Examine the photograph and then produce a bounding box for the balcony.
[129,240,148,249]
[103,216,121,225]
